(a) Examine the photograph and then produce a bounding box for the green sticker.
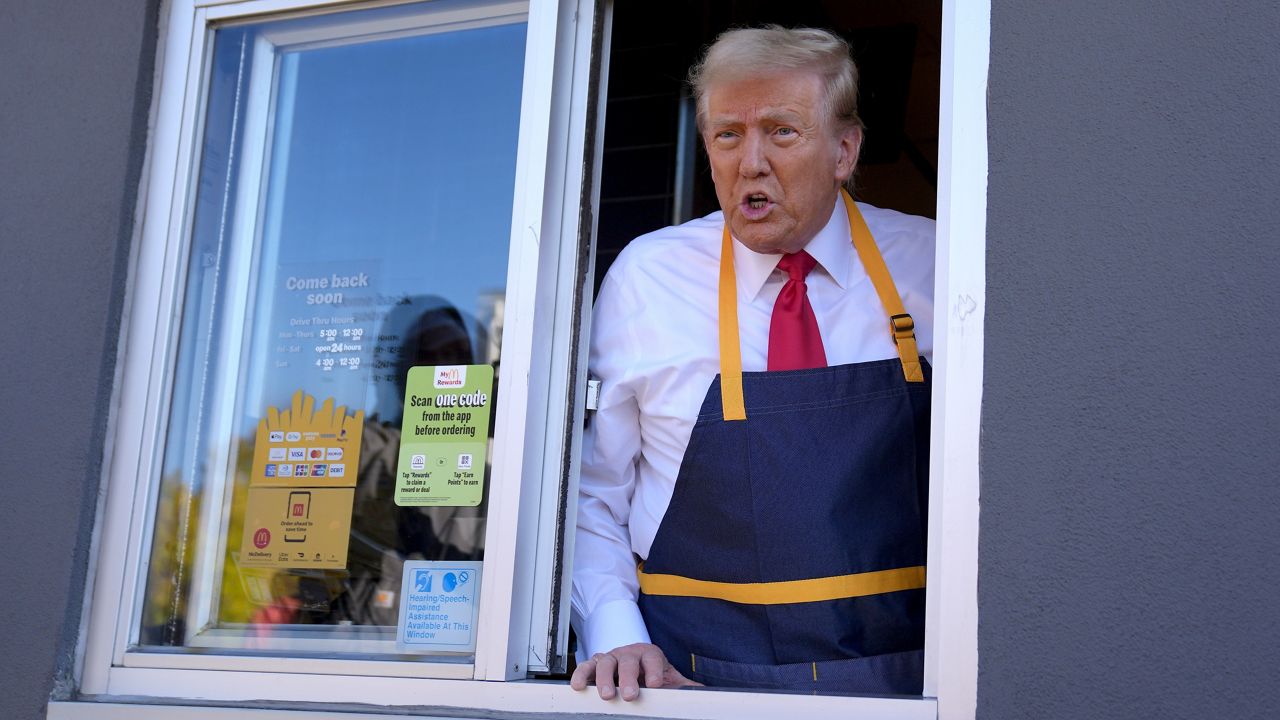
[395,365,493,507]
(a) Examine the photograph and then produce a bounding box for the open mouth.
[740,192,774,220]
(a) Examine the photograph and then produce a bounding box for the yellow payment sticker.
[239,486,355,569]
[240,389,363,568]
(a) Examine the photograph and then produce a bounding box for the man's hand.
[569,642,701,701]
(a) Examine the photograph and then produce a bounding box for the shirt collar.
[732,197,852,301]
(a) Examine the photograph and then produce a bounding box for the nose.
[739,130,770,178]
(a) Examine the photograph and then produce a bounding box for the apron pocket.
[689,649,923,695]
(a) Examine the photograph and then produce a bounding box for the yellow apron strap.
[717,191,924,419]
[719,224,747,421]
[638,561,925,605]
[841,189,925,383]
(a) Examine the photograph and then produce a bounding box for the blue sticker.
[397,560,482,652]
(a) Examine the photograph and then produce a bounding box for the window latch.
[585,379,601,411]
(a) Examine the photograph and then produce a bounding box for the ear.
[834,126,862,183]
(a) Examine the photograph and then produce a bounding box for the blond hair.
[688,25,863,136]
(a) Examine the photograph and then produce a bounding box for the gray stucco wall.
[982,2,1279,719]
[0,1,158,718]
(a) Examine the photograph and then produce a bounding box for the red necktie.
[768,251,827,371]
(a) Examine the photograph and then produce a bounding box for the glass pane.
[138,2,526,660]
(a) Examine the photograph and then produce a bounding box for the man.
[570,26,934,699]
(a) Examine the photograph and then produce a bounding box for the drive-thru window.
[59,1,988,717]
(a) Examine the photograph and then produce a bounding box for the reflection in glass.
[139,3,525,658]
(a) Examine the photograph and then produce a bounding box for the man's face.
[702,69,860,255]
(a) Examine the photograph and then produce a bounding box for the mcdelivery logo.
[253,528,271,549]
[434,365,467,388]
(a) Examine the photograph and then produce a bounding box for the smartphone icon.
[284,491,311,543]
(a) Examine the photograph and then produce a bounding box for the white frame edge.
[469,0,561,681]
[80,0,207,693]
[521,0,607,674]
[923,0,989,719]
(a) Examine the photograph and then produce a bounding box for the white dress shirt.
[571,198,936,658]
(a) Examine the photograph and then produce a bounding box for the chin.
[736,229,798,255]
[730,222,787,255]
[735,234,778,255]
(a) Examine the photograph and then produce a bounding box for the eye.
[775,126,797,137]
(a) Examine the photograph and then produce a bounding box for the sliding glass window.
[137,1,526,661]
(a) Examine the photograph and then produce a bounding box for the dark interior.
[594,0,942,292]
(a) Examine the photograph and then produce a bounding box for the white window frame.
[62,0,989,717]
[77,0,594,688]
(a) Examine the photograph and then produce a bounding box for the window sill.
[50,680,937,720]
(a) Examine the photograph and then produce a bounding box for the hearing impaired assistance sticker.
[397,560,482,653]
[395,365,493,507]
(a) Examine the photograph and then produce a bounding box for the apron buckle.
[889,313,915,345]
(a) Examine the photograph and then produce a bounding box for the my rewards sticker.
[395,365,493,507]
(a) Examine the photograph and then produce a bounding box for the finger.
[569,657,595,691]
[665,663,703,688]
[616,653,642,701]
[594,653,619,700]
[317,397,334,427]
[640,649,666,689]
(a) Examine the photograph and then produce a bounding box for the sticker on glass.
[395,365,493,507]
[397,560,482,652]
[239,389,363,569]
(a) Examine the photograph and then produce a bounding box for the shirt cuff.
[580,598,651,658]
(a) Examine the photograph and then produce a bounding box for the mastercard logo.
[309,448,324,459]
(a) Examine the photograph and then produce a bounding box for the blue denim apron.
[637,191,930,695]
